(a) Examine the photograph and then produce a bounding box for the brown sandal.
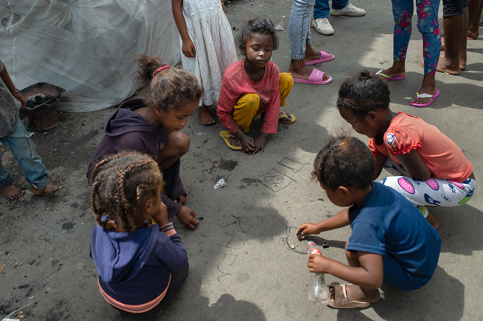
[327,284,376,309]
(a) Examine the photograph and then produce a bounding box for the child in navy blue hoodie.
[90,151,188,321]
[88,54,203,230]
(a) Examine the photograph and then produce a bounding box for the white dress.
[181,0,238,106]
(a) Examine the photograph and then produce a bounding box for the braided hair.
[312,136,374,190]
[337,70,390,119]
[89,151,162,232]
[135,54,203,113]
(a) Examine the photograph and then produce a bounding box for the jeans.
[314,0,349,19]
[0,118,48,190]
[289,0,316,60]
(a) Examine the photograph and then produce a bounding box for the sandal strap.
[415,92,434,99]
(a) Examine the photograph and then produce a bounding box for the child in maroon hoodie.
[90,151,188,321]
[88,54,203,230]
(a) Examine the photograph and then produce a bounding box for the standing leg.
[330,0,366,16]
[460,6,469,70]
[0,119,61,196]
[467,0,482,38]
[312,0,334,35]
[436,0,466,75]
[199,105,215,126]
[288,0,332,82]
[437,0,466,75]
[410,0,441,106]
[377,0,413,79]
[0,148,25,199]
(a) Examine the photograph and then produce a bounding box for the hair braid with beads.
[89,151,163,232]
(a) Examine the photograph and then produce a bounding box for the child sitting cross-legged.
[216,18,295,154]
[297,136,441,309]
[90,151,188,321]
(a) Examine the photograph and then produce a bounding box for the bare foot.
[459,57,466,71]
[467,31,478,39]
[279,111,295,123]
[426,211,440,229]
[410,88,438,105]
[32,184,63,196]
[303,51,322,63]
[344,284,380,303]
[0,184,25,200]
[199,105,215,126]
[436,55,461,75]
[229,136,241,148]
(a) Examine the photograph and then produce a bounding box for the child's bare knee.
[170,132,191,155]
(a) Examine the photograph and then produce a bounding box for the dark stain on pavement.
[218,158,238,171]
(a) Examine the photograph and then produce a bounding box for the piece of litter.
[3,318,21,321]
[214,178,227,189]
[29,259,36,265]
[274,24,284,31]
[290,244,295,249]
[0,263,5,273]
[197,217,204,221]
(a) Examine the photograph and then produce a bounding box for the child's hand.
[153,201,169,226]
[296,223,318,240]
[13,92,26,109]
[253,134,268,154]
[308,254,330,274]
[176,205,199,230]
[239,134,256,154]
[182,39,196,58]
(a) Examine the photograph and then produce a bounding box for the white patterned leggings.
[380,159,477,217]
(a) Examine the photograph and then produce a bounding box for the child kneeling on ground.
[297,136,441,309]
[217,18,295,154]
[90,151,188,321]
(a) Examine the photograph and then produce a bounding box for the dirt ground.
[1,0,482,320]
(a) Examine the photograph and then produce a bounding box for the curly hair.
[312,136,374,190]
[238,18,279,53]
[337,70,391,119]
[135,54,203,113]
[89,151,162,232]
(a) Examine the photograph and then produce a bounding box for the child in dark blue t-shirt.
[297,136,441,309]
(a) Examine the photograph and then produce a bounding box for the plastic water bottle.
[307,241,330,304]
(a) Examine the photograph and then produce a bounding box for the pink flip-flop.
[409,90,440,108]
[293,69,333,85]
[305,51,335,65]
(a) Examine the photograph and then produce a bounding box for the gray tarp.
[0,0,181,112]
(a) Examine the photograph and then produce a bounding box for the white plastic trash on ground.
[214,178,227,189]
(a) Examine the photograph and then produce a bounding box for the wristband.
[11,90,20,94]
